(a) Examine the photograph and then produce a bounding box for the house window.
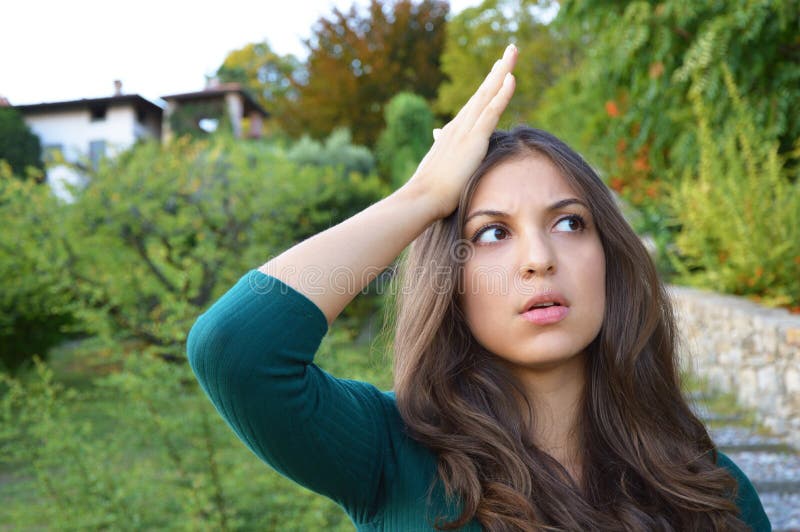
[89,104,107,122]
[198,118,219,133]
[89,140,106,169]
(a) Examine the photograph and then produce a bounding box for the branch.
[189,261,217,308]
[672,26,693,42]
[127,230,178,295]
[159,234,182,271]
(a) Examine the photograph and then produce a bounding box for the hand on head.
[406,44,518,219]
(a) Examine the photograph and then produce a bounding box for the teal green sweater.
[186,269,771,531]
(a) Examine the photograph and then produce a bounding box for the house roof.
[161,83,268,117]
[13,94,163,116]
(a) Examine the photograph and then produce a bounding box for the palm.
[408,44,518,219]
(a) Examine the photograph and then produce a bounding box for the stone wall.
[668,285,800,449]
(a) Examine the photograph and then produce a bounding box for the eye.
[554,214,586,233]
[471,224,510,244]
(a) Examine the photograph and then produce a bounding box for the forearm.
[259,181,441,325]
[259,43,518,326]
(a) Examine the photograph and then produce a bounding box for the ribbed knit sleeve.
[716,451,771,531]
[186,269,395,525]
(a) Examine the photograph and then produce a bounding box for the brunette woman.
[187,44,770,531]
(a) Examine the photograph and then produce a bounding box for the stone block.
[787,327,800,346]
[738,369,758,405]
[787,368,800,395]
[756,366,777,398]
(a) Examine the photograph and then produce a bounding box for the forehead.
[468,155,579,211]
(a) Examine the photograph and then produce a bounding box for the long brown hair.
[390,127,747,530]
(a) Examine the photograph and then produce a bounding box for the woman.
[187,44,770,530]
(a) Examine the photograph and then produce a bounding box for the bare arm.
[260,44,518,325]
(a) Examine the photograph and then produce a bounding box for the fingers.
[458,43,518,126]
[432,128,442,141]
[473,72,516,136]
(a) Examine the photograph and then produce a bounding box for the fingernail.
[492,59,501,71]
[505,43,516,55]
[504,72,514,85]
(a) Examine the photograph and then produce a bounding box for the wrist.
[394,178,450,223]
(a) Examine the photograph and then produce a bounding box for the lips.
[519,290,570,325]
[521,290,569,314]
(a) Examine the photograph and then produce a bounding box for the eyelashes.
[469,214,587,244]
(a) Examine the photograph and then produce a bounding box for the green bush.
[0,132,386,370]
[51,134,385,356]
[287,128,376,178]
[0,328,392,530]
[0,108,43,177]
[665,65,800,311]
[0,162,77,373]
[168,101,233,139]
[376,92,434,189]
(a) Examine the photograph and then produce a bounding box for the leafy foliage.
[0,162,76,373]
[665,65,800,311]
[0,108,43,177]
[290,0,448,145]
[4,135,384,364]
[535,0,800,279]
[287,128,376,178]
[216,40,305,135]
[435,0,568,125]
[376,92,434,188]
[0,326,391,529]
[168,101,232,139]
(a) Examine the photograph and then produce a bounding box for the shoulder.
[715,450,772,531]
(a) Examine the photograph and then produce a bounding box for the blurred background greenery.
[1,0,798,529]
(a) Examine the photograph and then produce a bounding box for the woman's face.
[459,154,606,373]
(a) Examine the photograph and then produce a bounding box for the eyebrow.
[465,198,590,225]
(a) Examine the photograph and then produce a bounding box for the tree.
[52,135,385,359]
[0,108,43,178]
[216,41,305,135]
[376,92,434,188]
[435,0,569,125]
[293,0,449,145]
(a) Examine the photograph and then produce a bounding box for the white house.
[12,82,162,201]
[11,80,267,202]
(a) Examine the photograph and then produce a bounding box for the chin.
[496,349,586,373]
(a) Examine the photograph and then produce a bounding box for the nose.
[517,230,556,278]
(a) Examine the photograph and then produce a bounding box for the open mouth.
[527,302,563,311]
[521,303,569,325]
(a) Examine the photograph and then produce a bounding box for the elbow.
[186,310,229,389]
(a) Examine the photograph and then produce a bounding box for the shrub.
[287,128,375,178]
[0,162,77,373]
[55,134,386,357]
[0,108,43,177]
[0,337,382,530]
[376,92,434,189]
[665,65,800,311]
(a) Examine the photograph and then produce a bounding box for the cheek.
[460,261,512,337]
[462,249,517,299]
[585,249,607,319]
